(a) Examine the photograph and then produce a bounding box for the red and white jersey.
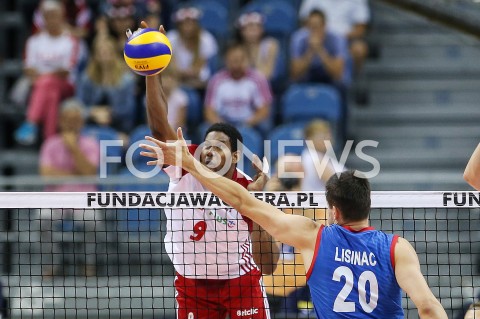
[163,146,258,279]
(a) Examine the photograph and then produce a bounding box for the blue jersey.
[306,224,403,318]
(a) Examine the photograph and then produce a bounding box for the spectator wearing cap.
[236,12,279,82]
[204,43,272,136]
[14,0,80,145]
[299,0,370,72]
[98,1,138,54]
[167,7,218,89]
[32,0,93,39]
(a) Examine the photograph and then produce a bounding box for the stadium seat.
[241,0,297,40]
[237,126,263,178]
[182,86,203,129]
[114,167,168,232]
[281,84,342,123]
[128,125,152,166]
[187,0,229,40]
[270,47,288,92]
[267,122,306,164]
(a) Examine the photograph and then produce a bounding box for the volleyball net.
[0,191,478,319]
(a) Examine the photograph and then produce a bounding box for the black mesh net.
[0,193,478,319]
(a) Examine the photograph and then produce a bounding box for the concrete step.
[365,60,480,78]
[352,105,480,124]
[378,45,480,61]
[367,78,480,92]
[370,89,480,106]
[354,123,480,140]
[369,32,478,47]
[348,136,478,151]
[351,170,468,191]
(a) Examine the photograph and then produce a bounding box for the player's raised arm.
[394,237,448,319]
[136,21,177,142]
[139,129,321,263]
[464,143,480,190]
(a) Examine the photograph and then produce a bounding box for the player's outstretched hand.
[126,21,166,38]
[140,127,190,167]
[247,155,270,191]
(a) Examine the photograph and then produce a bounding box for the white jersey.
[163,147,258,279]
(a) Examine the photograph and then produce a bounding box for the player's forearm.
[251,223,280,275]
[418,300,448,319]
[464,143,480,190]
[145,75,176,141]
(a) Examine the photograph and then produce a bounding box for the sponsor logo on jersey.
[206,209,236,228]
[236,308,258,317]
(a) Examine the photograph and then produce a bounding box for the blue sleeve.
[328,34,349,61]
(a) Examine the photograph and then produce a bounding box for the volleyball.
[124,28,172,76]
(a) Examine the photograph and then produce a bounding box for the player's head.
[201,123,243,175]
[225,42,249,80]
[465,301,480,319]
[59,99,86,133]
[41,0,65,35]
[325,171,371,224]
[307,9,326,35]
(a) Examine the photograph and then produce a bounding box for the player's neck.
[338,219,370,231]
[223,166,236,180]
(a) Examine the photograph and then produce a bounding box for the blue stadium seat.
[81,125,123,175]
[282,84,342,123]
[267,122,306,164]
[114,166,169,232]
[182,86,203,129]
[241,0,297,40]
[270,47,287,92]
[237,126,263,178]
[128,125,152,166]
[188,0,229,40]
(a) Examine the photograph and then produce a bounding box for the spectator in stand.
[33,0,93,39]
[301,120,344,191]
[76,35,136,133]
[15,0,80,145]
[99,2,138,54]
[167,7,218,89]
[465,301,480,319]
[236,12,279,82]
[299,0,370,72]
[290,9,348,85]
[204,43,272,135]
[39,99,100,278]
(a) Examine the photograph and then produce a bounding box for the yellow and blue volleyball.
[124,28,172,76]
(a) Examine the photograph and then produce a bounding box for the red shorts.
[174,270,270,319]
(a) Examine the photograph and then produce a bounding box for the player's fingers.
[140,21,148,28]
[177,127,184,141]
[159,25,166,34]
[251,154,263,172]
[147,160,160,166]
[140,151,159,159]
[125,29,133,38]
[145,136,166,147]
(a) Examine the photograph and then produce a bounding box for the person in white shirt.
[299,0,370,72]
[204,43,273,135]
[301,120,344,191]
[167,7,218,89]
[15,0,79,145]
